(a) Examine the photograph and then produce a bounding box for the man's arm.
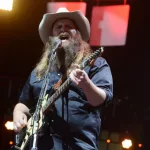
[70,68,106,106]
[81,77,106,106]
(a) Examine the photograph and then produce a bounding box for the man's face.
[50,18,82,70]
[52,18,77,45]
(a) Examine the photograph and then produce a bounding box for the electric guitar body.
[11,94,51,150]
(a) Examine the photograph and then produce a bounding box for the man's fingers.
[71,64,80,69]
[75,69,86,78]
[22,115,27,125]
[70,71,80,85]
[13,125,18,132]
[13,117,27,132]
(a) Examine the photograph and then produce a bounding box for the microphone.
[52,39,62,53]
[48,39,61,68]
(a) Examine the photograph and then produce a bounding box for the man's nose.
[60,27,65,32]
[60,26,68,32]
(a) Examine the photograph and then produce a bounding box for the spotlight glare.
[106,139,111,143]
[0,0,13,11]
[122,139,132,149]
[5,121,14,130]
[9,141,13,145]
[138,143,142,148]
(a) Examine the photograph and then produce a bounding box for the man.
[13,7,113,150]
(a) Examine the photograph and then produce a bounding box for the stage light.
[122,139,132,149]
[9,141,13,145]
[106,139,111,143]
[138,143,142,148]
[5,121,13,130]
[0,0,13,11]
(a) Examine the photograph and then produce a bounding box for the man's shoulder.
[27,69,42,84]
[94,57,108,67]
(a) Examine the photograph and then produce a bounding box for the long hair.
[35,32,92,79]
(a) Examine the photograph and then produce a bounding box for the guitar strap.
[53,66,67,91]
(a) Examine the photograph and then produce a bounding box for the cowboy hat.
[39,7,90,44]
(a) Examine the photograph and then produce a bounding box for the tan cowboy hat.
[39,7,90,44]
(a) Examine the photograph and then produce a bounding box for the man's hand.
[69,64,90,89]
[13,111,27,132]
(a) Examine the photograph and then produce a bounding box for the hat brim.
[39,11,90,44]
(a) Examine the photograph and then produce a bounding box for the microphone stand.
[30,40,61,150]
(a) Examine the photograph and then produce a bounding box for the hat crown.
[56,7,69,13]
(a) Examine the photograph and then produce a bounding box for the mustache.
[58,32,71,40]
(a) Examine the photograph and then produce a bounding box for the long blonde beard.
[35,33,92,79]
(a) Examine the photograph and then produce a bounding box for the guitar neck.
[43,77,72,113]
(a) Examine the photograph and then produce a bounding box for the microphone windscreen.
[53,39,62,49]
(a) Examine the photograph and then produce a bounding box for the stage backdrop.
[90,5,130,46]
[47,2,86,15]
[47,3,130,47]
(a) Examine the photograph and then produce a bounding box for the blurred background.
[0,0,146,150]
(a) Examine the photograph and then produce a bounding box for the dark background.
[0,0,146,149]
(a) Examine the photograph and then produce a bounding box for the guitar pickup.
[27,132,30,135]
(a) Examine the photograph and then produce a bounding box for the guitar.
[11,47,103,150]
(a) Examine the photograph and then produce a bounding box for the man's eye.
[67,26,73,29]
[56,25,61,29]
